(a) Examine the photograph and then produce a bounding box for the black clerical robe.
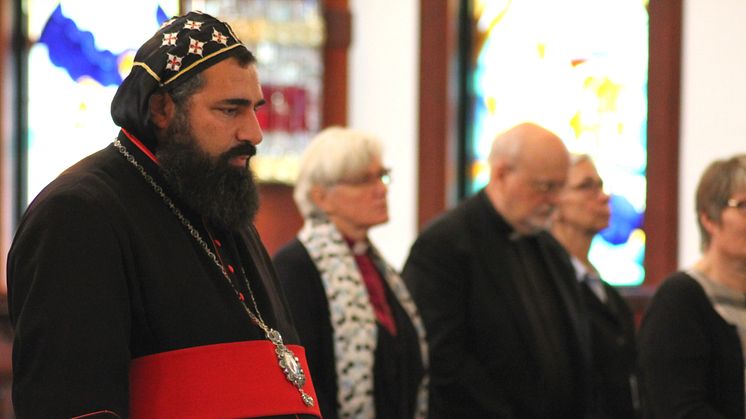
[402,190,591,418]
[7,131,319,418]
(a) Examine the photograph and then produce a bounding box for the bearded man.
[7,11,320,419]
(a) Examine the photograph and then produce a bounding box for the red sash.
[129,341,321,418]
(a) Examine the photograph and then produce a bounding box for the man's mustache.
[222,143,257,161]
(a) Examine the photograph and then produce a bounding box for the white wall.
[347,0,419,270]
[678,0,746,268]
[347,0,746,273]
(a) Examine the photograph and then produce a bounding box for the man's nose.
[238,111,263,145]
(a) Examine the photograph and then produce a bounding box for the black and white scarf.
[298,218,429,419]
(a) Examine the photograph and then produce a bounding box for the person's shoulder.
[272,238,323,298]
[417,193,483,237]
[17,147,136,232]
[272,238,318,280]
[655,272,704,299]
[30,147,125,206]
[273,238,308,263]
[644,272,709,319]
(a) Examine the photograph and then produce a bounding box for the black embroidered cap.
[111,10,252,148]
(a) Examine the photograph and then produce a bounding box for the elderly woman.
[639,154,746,418]
[273,127,428,419]
[551,154,640,419]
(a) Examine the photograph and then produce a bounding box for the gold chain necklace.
[114,139,314,407]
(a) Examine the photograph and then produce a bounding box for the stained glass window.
[24,0,180,206]
[465,0,649,285]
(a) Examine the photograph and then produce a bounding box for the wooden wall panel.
[644,0,683,288]
[417,0,461,229]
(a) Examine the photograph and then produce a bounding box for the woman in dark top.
[273,126,428,419]
[639,154,746,418]
[551,154,641,418]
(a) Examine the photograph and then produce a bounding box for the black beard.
[155,112,259,231]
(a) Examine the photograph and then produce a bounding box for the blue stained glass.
[156,5,169,24]
[601,194,644,246]
[25,1,179,205]
[39,5,124,86]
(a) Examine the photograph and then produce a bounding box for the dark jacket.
[402,190,591,419]
[639,272,744,419]
[583,281,641,419]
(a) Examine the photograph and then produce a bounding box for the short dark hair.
[169,73,205,107]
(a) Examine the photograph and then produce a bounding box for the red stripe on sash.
[129,341,321,418]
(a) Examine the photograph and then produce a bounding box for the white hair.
[294,126,383,219]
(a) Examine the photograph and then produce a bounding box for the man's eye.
[220,108,238,116]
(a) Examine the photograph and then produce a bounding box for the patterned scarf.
[298,218,429,418]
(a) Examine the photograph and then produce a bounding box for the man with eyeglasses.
[402,122,592,418]
[552,154,641,419]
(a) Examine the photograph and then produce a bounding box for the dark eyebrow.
[219,98,266,109]
[219,98,250,107]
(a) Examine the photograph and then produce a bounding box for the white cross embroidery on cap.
[162,32,178,47]
[188,38,205,56]
[165,53,183,71]
[183,19,203,30]
[212,29,228,45]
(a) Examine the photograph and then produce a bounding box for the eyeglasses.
[339,168,392,186]
[569,178,605,195]
[725,198,746,214]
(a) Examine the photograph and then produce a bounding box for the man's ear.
[149,92,176,130]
